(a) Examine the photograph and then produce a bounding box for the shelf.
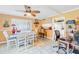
[0,41,6,44]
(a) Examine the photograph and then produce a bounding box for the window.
[11,19,32,31]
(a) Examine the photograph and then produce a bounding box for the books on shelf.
[7,35,17,49]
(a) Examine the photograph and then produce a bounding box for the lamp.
[3,20,9,27]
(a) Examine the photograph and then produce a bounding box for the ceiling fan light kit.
[24,14,27,16]
[16,5,40,17]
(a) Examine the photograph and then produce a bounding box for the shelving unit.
[25,32,35,48]
[1,29,35,52]
[16,32,26,51]
[16,31,35,51]
[7,35,17,50]
[0,41,6,44]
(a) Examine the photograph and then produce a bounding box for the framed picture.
[66,20,75,24]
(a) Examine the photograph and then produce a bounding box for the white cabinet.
[16,31,35,51]
[16,32,26,51]
[25,32,35,48]
[8,35,17,49]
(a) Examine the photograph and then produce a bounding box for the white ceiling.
[0,5,79,19]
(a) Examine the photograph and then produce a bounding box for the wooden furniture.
[0,31,7,44]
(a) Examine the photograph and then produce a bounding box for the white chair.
[3,30,17,51]
[3,30,9,50]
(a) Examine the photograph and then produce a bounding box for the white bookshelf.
[8,35,17,50]
[16,32,26,51]
[16,31,35,51]
[25,32,35,48]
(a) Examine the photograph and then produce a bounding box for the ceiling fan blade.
[31,13,36,17]
[24,14,27,16]
[16,10,26,12]
[24,5,30,9]
[32,10,40,13]
[24,5,32,13]
[16,10,31,13]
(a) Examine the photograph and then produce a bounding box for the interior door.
[54,21,65,38]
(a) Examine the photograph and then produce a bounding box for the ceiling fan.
[16,5,40,17]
